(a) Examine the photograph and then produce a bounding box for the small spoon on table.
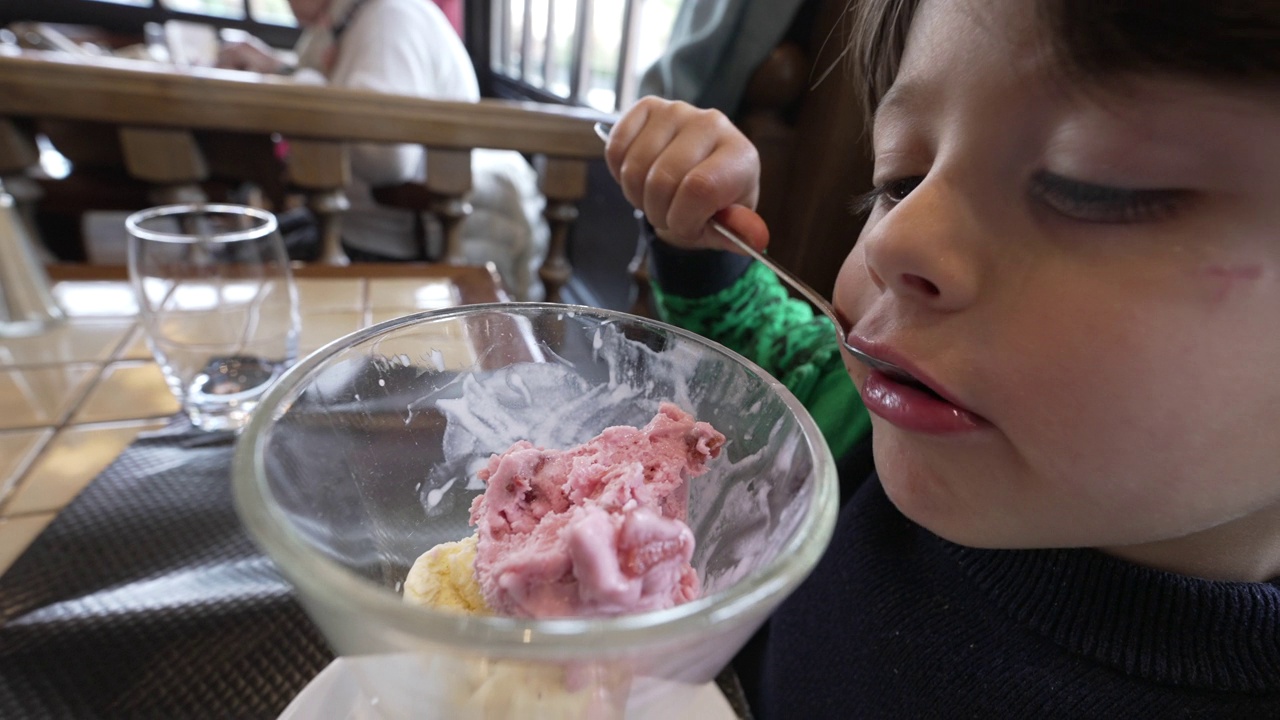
[592,122,908,378]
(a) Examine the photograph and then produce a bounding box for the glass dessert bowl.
[232,303,838,718]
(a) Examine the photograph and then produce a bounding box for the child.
[604,0,1280,717]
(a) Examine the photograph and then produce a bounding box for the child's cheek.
[1197,263,1264,304]
[832,245,872,321]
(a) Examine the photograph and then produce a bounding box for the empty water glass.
[126,203,299,432]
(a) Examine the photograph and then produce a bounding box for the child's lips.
[860,369,987,434]
[843,334,987,433]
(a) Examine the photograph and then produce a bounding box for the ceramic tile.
[0,512,55,577]
[0,319,132,367]
[113,325,155,362]
[0,364,98,430]
[299,311,365,354]
[295,278,365,313]
[0,428,53,504]
[367,278,459,311]
[52,281,139,318]
[3,418,170,516]
[71,361,180,424]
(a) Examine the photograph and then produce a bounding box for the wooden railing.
[0,48,614,301]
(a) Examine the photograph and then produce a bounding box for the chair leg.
[310,189,351,267]
[539,199,578,304]
[433,194,473,265]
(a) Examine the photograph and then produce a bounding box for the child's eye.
[850,176,924,217]
[1030,171,1187,224]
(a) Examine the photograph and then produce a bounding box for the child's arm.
[605,98,870,458]
[647,230,869,460]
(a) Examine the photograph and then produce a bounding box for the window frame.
[480,0,648,112]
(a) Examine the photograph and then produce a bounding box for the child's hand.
[604,97,768,253]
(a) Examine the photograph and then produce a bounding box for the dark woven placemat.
[0,412,758,719]
[0,419,334,720]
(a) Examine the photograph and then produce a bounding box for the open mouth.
[840,329,960,408]
[852,344,986,432]
[861,367,984,433]
[883,369,947,403]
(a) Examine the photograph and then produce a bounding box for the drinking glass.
[127,203,299,432]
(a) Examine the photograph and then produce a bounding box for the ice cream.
[400,403,723,718]
[403,535,489,614]
[404,402,724,618]
[471,402,724,618]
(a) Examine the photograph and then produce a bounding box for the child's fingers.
[662,142,761,245]
[605,96,690,190]
[602,100,655,185]
[614,121,681,220]
[608,99,726,215]
[659,204,767,252]
[643,131,722,239]
[606,98,762,250]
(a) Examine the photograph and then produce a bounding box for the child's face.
[834,0,1280,580]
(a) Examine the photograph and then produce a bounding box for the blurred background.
[1,0,869,310]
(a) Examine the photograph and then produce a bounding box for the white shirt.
[297,0,548,298]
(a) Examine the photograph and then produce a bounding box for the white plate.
[279,655,740,719]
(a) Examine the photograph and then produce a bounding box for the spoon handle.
[706,219,841,323]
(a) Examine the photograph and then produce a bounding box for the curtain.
[638,0,810,114]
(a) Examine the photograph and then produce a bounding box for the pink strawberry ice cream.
[467,402,724,618]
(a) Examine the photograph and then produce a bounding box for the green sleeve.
[652,261,871,459]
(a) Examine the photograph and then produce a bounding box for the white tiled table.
[0,263,507,576]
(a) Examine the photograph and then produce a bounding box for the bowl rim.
[232,302,838,656]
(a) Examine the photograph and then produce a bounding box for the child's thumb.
[714,206,770,253]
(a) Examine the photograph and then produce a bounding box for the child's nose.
[859,180,982,312]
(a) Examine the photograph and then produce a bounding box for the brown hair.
[846,0,920,122]
[846,0,1280,121]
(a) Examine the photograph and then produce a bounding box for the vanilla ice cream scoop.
[403,535,490,614]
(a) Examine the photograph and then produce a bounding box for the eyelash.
[849,177,923,217]
[848,172,1186,224]
[1029,172,1185,224]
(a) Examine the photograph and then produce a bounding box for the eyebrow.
[874,81,925,128]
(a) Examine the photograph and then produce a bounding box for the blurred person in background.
[219,0,549,299]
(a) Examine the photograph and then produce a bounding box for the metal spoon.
[593,122,908,377]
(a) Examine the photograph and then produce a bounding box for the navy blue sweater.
[756,474,1280,718]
